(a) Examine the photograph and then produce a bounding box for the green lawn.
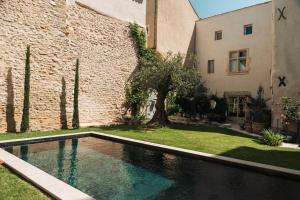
[0,124,300,199]
[0,165,50,200]
[1,124,300,170]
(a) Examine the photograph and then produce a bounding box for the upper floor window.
[229,49,248,73]
[208,60,215,74]
[215,31,222,40]
[244,24,253,35]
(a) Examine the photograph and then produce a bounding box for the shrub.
[207,95,228,122]
[72,59,80,129]
[247,86,270,124]
[281,97,300,129]
[21,46,31,132]
[173,84,208,118]
[124,81,148,118]
[261,129,284,146]
[122,114,145,125]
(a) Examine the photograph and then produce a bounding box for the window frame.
[215,30,223,40]
[228,49,250,74]
[207,60,215,74]
[244,24,253,35]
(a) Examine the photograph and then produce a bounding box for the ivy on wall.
[124,23,156,118]
[129,23,155,62]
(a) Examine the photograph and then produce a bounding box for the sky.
[190,0,271,18]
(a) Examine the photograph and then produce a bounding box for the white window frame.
[228,49,249,74]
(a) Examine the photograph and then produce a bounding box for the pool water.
[4,137,300,200]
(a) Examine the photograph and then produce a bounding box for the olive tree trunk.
[148,91,169,126]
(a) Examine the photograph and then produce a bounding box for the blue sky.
[190,0,271,18]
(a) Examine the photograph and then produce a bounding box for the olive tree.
[138,53,203,126]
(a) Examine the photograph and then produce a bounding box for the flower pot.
[252,122,266,134]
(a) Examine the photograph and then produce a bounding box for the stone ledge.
[0,148,95,200]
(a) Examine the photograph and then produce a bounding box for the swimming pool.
[3,135,300,200]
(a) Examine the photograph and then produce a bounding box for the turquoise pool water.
[4,137,300,200]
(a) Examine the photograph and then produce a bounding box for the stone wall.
[0,0,138,132]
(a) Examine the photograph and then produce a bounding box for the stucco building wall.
[155,0,199,55]
[272,0,300,126]
[0,0,137,132]
[146,0,156,49]
[72,0,146,26]
[195,2,273,98]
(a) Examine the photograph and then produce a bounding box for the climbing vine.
[124,23,156,118]
[129,23,155,62]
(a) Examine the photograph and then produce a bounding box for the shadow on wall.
[184,24,196,67]
[220,146,300,171]
[60,77,68,130]
[6,67,16,133]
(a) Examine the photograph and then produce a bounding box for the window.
[208,60,215,74]
[228,96,248,118]
[215,31,222,40]
[244,24,253,35]
[229,49,248,73]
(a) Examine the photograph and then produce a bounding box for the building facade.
[194,0,300,127]
[195,2,273,122]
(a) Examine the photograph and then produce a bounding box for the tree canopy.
[138,53,204,125]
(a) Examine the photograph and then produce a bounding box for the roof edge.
[187,0,201,19]
[196,1,271,22]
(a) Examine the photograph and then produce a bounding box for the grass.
[1,124,300,171]
[0,165,50,200]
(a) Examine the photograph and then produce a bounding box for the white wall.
[195,2,272,98]
[73,0,146,26]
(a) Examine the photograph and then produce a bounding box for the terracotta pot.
[252,122,266,134]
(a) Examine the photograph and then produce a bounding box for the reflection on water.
[57,141,65,180]
[68,139,78,187]
[4,137,300,200]
[20,145,28,162]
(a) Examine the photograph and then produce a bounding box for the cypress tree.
[21,46,31,132]
[72,59,80,129]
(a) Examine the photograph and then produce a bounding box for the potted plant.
[247,86,271,134]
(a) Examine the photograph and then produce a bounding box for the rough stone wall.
[0,0,137,132]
